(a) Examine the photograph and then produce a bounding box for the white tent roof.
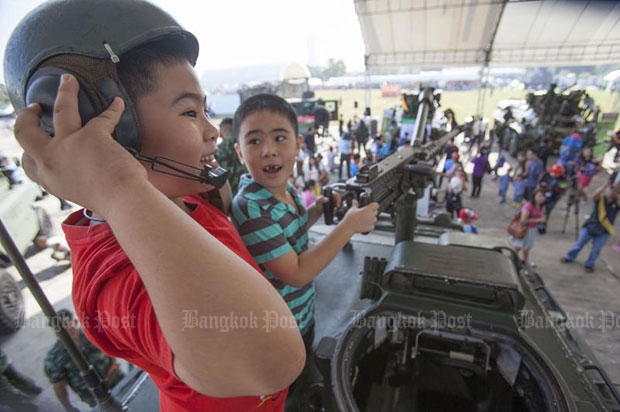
[355,0,620,69]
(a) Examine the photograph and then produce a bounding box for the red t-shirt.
[63,195,287,411]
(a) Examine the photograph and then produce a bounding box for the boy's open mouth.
[200,154,216,167]
[263,165,281,174]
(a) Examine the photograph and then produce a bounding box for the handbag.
[507,212,527,239]
[584,219,607,237]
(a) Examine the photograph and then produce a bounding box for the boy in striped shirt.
[230,93,378,367]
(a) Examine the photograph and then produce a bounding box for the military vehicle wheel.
[0,272,24,335]
[35,206,53,238]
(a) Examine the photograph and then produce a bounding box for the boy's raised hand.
[14,74,147,211]
[341,199,379,234]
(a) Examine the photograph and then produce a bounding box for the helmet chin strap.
[128,149,229,189]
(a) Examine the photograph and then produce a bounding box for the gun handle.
[323,187,335,225]
[359,192,371,235]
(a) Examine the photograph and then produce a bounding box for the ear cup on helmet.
[24,66,141,152]
[25,67,98,136]
[97,77,141,152]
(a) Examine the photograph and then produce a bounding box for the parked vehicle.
[493,100,534,156]
[493,87,588,157]
[286,95,339,136]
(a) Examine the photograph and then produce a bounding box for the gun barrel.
[410,88,435,147]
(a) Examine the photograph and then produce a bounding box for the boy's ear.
[234,142,244,165]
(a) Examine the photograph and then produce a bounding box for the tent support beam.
[476,0,508,119]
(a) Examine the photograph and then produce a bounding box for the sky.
[0,0,367,81]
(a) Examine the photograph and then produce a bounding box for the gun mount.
[324,88,463,242]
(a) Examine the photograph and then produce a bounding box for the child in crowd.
[351,153,363,177]
[7,2,304,410]
[370,136,383,163]
[230,94,379,406]
[575,146,601,200]
[459,208,479,234]
[446,163,467,219]
[438,150,457,188]
[303,155,327,197]
[326,146,336,174]
[302,180,317,208]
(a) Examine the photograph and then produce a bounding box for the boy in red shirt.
[6,1,304,410]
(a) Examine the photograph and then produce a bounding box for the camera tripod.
[561,187,580,239]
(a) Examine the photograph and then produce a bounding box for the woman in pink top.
[510,188,547,266]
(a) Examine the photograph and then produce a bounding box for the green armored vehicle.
[308,233,620,411]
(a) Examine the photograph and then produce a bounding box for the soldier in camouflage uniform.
[0,349,41,412]
[44,309,123,412]
[216,117,247,195]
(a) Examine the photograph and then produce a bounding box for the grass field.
[314,87,620,133]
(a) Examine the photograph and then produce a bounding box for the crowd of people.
[430,124,620,270]
[273,106,620,275]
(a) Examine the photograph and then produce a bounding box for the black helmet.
[4,0,199,151]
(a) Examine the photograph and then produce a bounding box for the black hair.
[220,117,233,127]
[116,35,194,104]
[530,188,546,205]
[304,179,316,191]
[233,94,298,141]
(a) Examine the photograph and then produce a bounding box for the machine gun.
[323,88,462,242]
